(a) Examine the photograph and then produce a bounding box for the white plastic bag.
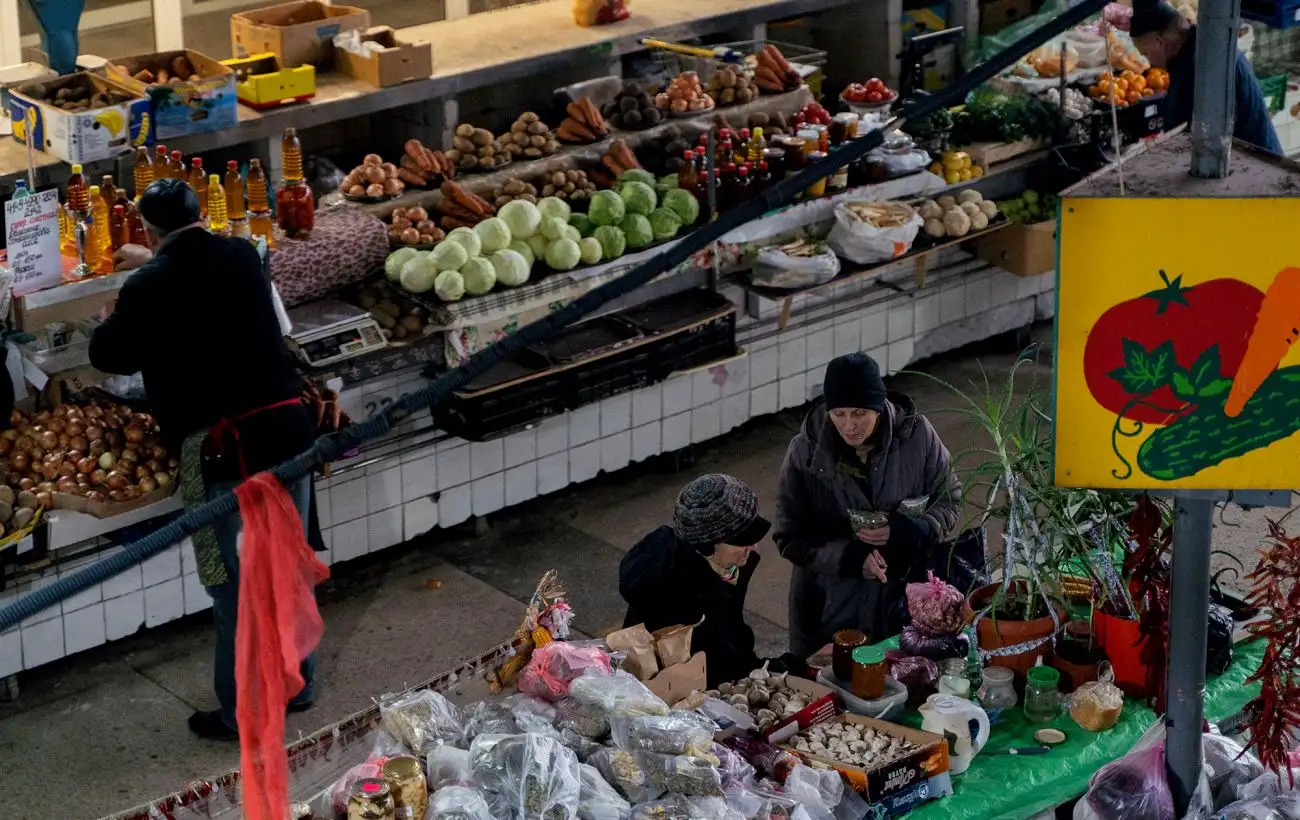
[826,201,923,265]
[427,745,473,790]
[749,245,841,290]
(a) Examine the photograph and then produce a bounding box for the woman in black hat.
[619,473,785,687]
[773,352,961,658]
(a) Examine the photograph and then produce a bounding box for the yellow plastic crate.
[220,53,315,110]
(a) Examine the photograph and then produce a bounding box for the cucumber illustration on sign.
[1082,268,1300,481]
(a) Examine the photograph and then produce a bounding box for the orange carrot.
[1225,266,1300,417]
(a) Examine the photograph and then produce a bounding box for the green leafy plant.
[951,86,1064,146]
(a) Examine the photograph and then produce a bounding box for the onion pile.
[0,402,179,509]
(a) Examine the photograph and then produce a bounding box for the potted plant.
[933,358,1133,680]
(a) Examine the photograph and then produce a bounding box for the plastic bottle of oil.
[133,146,154,198]
[67,164,89,214]
[170,150,184,181]
[747,127,767,164]
[127,202,147,245]
[155,145,171,179]
[109,204,129,251]
[224,160,246,219]
[189,158,208,218]
[276,128,314,238]
[246,158,274,247]
[59,205,76,255]
[100,175,119,210]
[87,185,112,274]
[207,174,228,235]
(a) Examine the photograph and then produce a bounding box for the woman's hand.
[113,244,152,271]
[855,524,890,546]
[862,550,888,583]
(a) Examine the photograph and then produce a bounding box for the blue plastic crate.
[1242,0,1300,30]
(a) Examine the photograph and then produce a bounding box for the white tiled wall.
[1,256,1056,676]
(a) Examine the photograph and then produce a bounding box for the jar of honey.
[851,645,887,700]
[805,151,829,198]
[832,629,867,682]
[830,112,859,144]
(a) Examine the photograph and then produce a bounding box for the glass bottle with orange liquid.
[189,158,208,218]
[224,160,249,238]
[133,146,154,198]
[246,158,274,247]
[207,174,229,236]
[276,128,314,238]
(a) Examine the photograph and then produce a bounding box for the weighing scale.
[286,300,386,368]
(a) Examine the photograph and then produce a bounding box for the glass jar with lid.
[1024,666,1063,723]
[937,657,971,698]
[851,645,887,699]
[977,666,1018,711]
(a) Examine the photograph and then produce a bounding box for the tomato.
[844,83,868,102]
[866,78,884,92]
[867,91,883,102]
[1083,271,1264,424]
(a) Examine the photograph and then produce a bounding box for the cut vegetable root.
[845,201,916,228]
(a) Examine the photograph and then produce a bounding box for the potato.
[527,121,548,136]
[511,120,528,133]
[520,111,539,124]
[472,128,493,146]
[363,153,383,166]
[455,123,474,137]
[524,147,542,158]
[400,227,420,245]
[453,136,475,153]
[365,183,384,198]
[376,300,402,318]
[401,315,423,333]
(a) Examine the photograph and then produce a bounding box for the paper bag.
[607,624,659,681]
[653,623,697,668]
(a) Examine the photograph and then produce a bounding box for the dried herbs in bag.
[558,697,611,740]
[464,701,518,743]
[470,733,582,820]
[589,747,663,804]
[578,762,633,820]
[570,670,670,718]
[637,751,725,797]
[428,785,494,820]
[378,689,465,754]
[610,712,716,756]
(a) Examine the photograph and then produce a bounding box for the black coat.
[619,525,761,688]
[89,228,314,483]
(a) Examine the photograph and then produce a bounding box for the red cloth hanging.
[234,473,329,820]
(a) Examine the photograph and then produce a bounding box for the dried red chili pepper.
[1242,519,1300,782]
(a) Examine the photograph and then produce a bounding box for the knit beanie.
[673,474,771,548]
[138,178,201,235]
[823,352,888,412]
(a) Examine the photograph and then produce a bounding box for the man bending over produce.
[1130,0,1282,155]
[89,179,319,741]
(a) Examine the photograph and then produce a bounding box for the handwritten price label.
[4,189,62,297]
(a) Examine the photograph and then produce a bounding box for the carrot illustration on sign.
[1082,269,1300,481]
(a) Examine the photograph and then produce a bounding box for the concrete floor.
[0,327,1287,819]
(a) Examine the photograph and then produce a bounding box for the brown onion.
[86,490,106,503]
[150,445,167,462]
[124,425,144,444]
[84,424,103,441]
[65,421,84,437]
[69,435,88,452]
[65,405,82,419]
[77,458,95,474]
[121,447,139,463]
[37,430,57,450]
[105,471,128,491]
[155,472,173,489]
[9,409,22,426]
[14,436,32,453]
[56,476,77,493]
[17,477,34,491]
[168,457,179,469]
[91,468,108,486]
[0,439,11,455]
[34,491,52,508]
[108,489,125,502]
[37,481,55,493]
[135,465,151,480]
[138,476,157,493]
[98,452,117,470]
[48,418,66,434]
[10,452,28,471]
[145,459,162,473]
[57,462,76,478]
[75,474,89,487]
[105,415,122,430]
[105,430,123,447]
[89,439,106,457]
[85,405,103,419]
[51,406,67,419]
[66,450,83,464]
[39,462,57,481]
[121,486,139,501]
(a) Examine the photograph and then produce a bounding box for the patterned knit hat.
[672,474,771,548]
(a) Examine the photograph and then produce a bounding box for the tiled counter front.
[0,249,1055,676]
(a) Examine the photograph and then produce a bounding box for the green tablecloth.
[890,640,1263,819]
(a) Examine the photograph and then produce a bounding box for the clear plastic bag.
[1204,731,1264,809]
[558,697,612,740]
[428,785,495,820]
[329,759,386,817]
[1237,767,1300,802]
[427,745,473,791]
[611,712,716,756]
[637,750,725,797]
[570,669,670,718]
[520,643,616,702]
[783,765,845,820]
[464,701,518,743]
[379,689,465,754]
[905,571,966,634]
[561,727,606,762]
[628,795,739,820]
[710,743,756,789]
[898,624,968,660]
[1075,743,1175,820]
[470,733,582,820]
[589,747,663,804]
[578,762,633,820]
[749,245,841,290]
[1214,795,1300,820]
[511,694,564,738]
[887,653,939,692]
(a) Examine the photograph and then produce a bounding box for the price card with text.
[4,189,62,297]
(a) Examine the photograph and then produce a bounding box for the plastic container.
[816,666,908,722]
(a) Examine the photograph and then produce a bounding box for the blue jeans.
[204,475,315,730]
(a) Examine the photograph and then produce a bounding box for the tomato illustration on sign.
[1083,271,1263,424]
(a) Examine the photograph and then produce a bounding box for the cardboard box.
[645,652,707,704]
[231,0,371,70]
[7,73,150,164]
[760,675,839,741]
[336,26,432,88]
[979,0,1033,35]
[104,50,237,139]
[974,218,1058,277]
[781,714,949,802]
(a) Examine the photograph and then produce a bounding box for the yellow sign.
[1055,197,1300,490]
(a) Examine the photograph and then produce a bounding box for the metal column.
[1167,0,1240,810]
[1190,0,1241,178]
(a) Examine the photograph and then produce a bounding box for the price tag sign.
[4,189,62,297]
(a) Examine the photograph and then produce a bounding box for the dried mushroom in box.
[788,721,917,770]
[702,664,804,733]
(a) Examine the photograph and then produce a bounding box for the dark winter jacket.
[89,228,314,483]
[1165,27,1282,155]
[620,525,762,688]
[774,393,960,657]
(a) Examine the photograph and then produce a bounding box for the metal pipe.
[1166,495,1215,813]
[1190,0,1241,178]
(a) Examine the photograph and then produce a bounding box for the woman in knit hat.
[619,474,782,687]
[773,352,961,659]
